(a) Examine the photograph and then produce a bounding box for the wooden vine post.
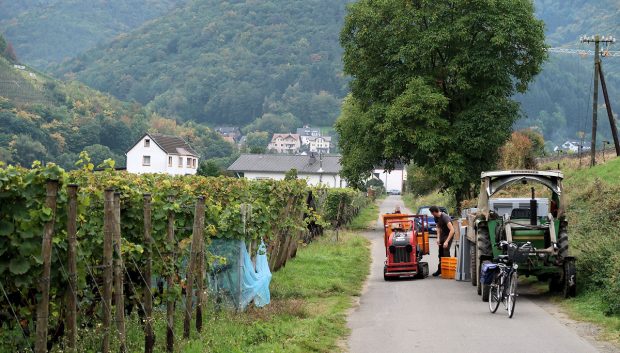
[165,195,176,353]
[34,180,59,353]
[102,188,115,353]
[65,184,78,351]
[143,194,155,353]
[113,192,126,353]
[184,196,205,338]
[195,219,205,333]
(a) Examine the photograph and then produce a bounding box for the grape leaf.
[9,257,31,275]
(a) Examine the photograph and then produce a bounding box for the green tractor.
[469,170,576,300]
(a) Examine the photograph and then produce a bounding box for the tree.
[0,35,6,56]
[336,0,547,203]
[242,113,301,135]
[406,164,436,196]
[197,160,221,177]
[83,144,119,167]
[10,134,47,166]
[245,131,270,154]
[3,42,17,63]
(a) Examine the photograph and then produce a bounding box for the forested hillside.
[0,0,186,69]
[55,0,351,127]
[517,0,620,148]
[3,0,619,148]
[0,52,232,169]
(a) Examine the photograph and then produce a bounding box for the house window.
[142,156,151,166]
[187,157,192,167]
[144,139,150,147]
[192,159,197,168]
[178,156,183,167]
[168,156,172,167]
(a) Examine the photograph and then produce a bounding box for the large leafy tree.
[336,0,547,203]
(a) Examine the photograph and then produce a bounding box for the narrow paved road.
[347,195,610,353]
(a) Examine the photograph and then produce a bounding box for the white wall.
[241,171,347,188]
[126,135,198,175]
[374,169,405,192]
[164,155,199,175]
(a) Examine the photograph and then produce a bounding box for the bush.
[315,188,368,227]
[498,130,541,169]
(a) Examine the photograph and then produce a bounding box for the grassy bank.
[179,231,370,352]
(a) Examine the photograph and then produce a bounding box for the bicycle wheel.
[489,280,500,313]
[507,271,518,318]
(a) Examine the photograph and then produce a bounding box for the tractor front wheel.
[470,241,477,286]
[563,260,577,298]
[477,227,492,298]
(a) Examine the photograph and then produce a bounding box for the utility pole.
[581,35,617,166]
[598,63,620,157]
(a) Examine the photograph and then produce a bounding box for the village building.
[300,135,332,154]
[126,133,199,175]
[267,133,301,154]
[228,153,346,188]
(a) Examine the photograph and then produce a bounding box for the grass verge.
[181,231,370,352]
[347,200,380,230]
[557,291,620,344]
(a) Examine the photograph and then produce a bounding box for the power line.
[547,48,620,57]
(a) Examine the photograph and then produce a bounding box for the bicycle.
[488,241,533,318]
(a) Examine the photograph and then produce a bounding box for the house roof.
[302,135,332,142]
[128,133,199,157]
[296,127,321,136]
[150,134,199,156]
[271,133,300,142]
[228,154,342,174]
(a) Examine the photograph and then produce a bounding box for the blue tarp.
[207,239,272,311]
[240,241,272,309]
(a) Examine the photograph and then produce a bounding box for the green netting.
[207,238,271,311]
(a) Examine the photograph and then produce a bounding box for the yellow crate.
[440,257,457,279]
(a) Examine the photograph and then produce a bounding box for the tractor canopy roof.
[478,170,566,218]
[480,170,564,197]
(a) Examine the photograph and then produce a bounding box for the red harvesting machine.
[382,213,430,280]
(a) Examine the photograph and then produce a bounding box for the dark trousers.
[437,240,453,272]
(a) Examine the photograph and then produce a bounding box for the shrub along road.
[347,195,613,353]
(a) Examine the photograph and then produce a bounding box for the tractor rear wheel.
[470,241,477,286]
[477,227,492,298]
[563,260,577,298]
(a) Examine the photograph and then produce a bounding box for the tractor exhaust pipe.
[530,187,537,226]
